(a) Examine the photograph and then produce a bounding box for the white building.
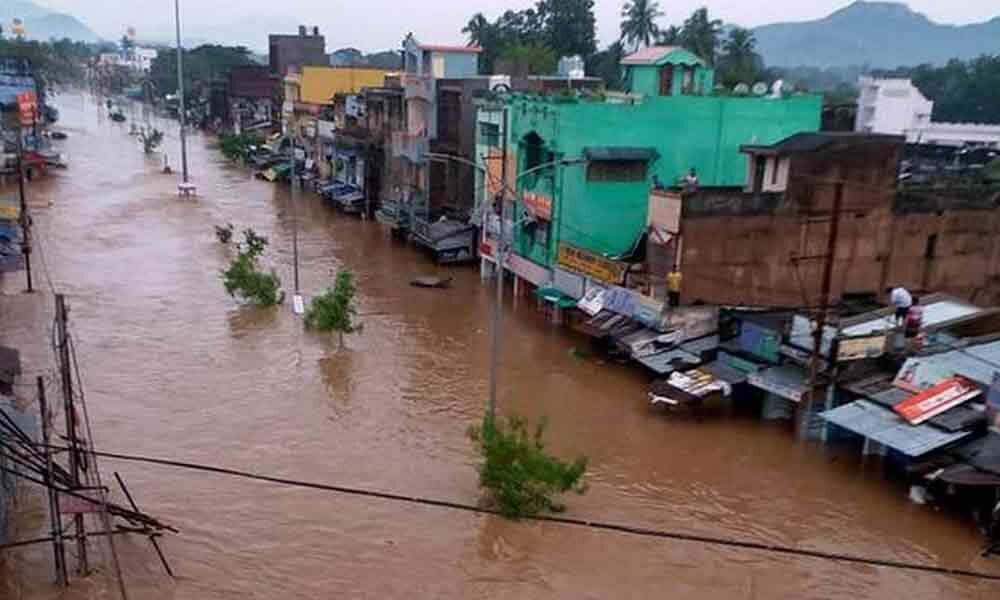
[855,76,1000,148]
[855,77,933,137]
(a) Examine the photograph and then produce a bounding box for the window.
[479,123,500,147]
[771,158,780,185]
[586,160,648,182]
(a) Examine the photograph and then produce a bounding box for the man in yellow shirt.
[667,267,682,307]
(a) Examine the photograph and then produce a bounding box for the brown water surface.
[1,93,998,599]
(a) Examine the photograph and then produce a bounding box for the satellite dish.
[751,82,768,96]
[770,79,785,98]
[733,83,750,96]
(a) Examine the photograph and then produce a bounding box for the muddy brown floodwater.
[1,92,999,599]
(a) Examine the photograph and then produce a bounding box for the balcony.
[404,74,434,102]
[392,132,429,163]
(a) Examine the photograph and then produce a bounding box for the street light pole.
[488,107,509,423]
[174,0,189,184]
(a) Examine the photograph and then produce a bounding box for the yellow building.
[298,66,390,105]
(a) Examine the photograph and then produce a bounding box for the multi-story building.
[476,46,822,296]
[269,26,327,77]
[855,77,1000,148]
[227,66,279,134]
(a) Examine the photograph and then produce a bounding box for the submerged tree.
[469,415,588,518]
[304,270,358,347]
[221,228,282,306]
[138,127,164,154]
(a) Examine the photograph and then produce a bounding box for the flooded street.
[2,92,998,598]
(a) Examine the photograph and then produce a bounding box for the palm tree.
[680,7,722,65]
[462,13,491,47]
[657,25,681,46]
[620,0,664,52]
[719,27,759,85]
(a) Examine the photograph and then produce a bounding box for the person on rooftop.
[888,286,912,325]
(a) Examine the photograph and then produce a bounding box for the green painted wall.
[627,64,715,97]
[504,92,822,268]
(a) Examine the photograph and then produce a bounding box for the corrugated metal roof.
[846,375,986,433]
[896,339,1000,387]
[635,347,701,376]
[823,400,972,457]
[788,297,985,357]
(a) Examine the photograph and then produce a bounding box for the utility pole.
[15,129,33,293]
[804,181,844,440]
[55,294,87,574]
[290,136,303,315]
[37,376,67,586]
[487,106,509,423]
[174,0,189,184]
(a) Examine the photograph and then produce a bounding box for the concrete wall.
[505,92,821,267]
[679,140,1000,307]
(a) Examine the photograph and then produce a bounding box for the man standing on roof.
[667,266,683,308]
[888,286,912,325]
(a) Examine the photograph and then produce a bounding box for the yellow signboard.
[557,243,627,285]
[0,195,19,220]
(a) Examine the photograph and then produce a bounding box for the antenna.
[751,82,768,96]
[733,83,750,96]
[770,79,785,98]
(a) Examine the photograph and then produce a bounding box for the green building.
[475,46,822,283]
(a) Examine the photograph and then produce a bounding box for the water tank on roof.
[558,55,584,79]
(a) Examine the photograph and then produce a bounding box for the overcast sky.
[34,0,1000,51]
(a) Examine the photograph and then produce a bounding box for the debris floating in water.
[410,276,453,289]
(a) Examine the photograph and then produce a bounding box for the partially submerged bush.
[469,415,587,518]
[221,228,282,306]
[304,270,358,346]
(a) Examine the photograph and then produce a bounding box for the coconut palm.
[719,27,760,85]
[680,7,722,65]
[621,0,664,52]
[462,13,492,47]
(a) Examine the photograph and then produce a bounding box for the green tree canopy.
[717,27,763,87]
[497,44,558,77]
[621,0,664,52]
[679,7,722,65]
[462,0,597,74]
[149,44,253,98]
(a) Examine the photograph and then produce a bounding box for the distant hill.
[0,0,100,43]
[329,47,401,70]
[752,1,1000,69]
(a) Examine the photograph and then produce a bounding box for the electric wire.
[33,444,1000,583]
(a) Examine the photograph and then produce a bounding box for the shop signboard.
[0,194,19,221]
[632,294,666,330]
[603,286,635,316]
[894,376,981,425]
[739,321,781,364]
[557,243,627,286]
[522,191,552,220]
[836,333,887,361]
[17,91,37,127]
[554,267,585,300]
[893,358,956,393]
[577,287,605,316]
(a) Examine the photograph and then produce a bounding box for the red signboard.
[17,91,37,127]
[893,376,981,425]
[522,191,552,220]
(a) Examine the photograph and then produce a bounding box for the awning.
[746,365,810,403]
[535,287,577,309]
[583,146,659,162]
[822,400,972,458]
[849,377,987,433]
[635,346,702,376]
[572,310,632,339]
